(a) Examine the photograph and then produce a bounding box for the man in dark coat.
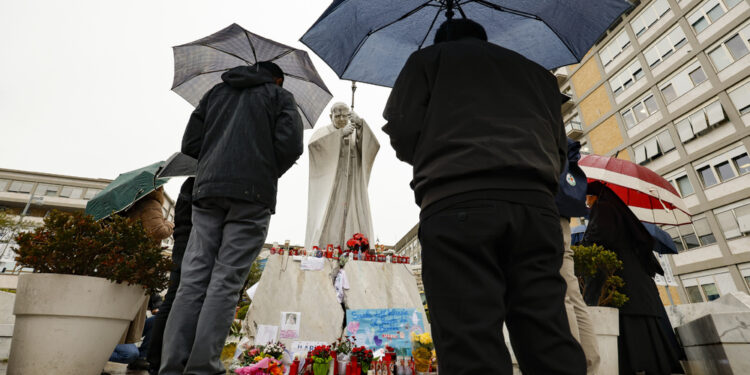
[382,18,585,375]
[160,62,303,375]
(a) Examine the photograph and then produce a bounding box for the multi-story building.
[0,168,176,275]
[558,0,750,304]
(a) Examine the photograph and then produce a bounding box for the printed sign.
[345,308,425,356]
[280,312,301,339]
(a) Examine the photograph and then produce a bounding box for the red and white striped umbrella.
[579,154,691,225]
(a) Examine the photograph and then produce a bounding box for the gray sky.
[0,0,420,246]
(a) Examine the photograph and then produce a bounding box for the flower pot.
[587,306,619,375]
[313,362,331,375]
[8,273,146,375]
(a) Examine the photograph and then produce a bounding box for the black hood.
[221,65,275,88]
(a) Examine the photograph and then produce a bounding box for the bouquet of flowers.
[350,346,374,374]
[346,233,370,252]
[310,345,333,375]
[410,332,434,372]
[332,335,355,356]
[234,342,286,375]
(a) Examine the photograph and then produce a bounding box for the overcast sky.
[0,0,420,246]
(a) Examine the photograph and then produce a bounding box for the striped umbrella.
[579,154,691,225]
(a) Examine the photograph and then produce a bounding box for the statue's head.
[330,102,350,129]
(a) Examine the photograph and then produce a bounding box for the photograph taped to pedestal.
[256,324,279,345]
[280,311,301,339]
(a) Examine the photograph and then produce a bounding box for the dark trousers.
[419,199,586,375]
[139,315,155,359]
[147,238,187,372]
[160,198,271,375]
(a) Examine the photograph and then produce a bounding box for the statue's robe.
[305,120,379,250]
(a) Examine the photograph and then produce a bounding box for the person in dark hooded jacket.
[160,62,303,375]
[382,18,585,375]
[583,183,684,375]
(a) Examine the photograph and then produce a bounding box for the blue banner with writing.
[345,308,426,356]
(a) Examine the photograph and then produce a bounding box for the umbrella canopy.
[157,152,197,179]
[579,154,691,225]
[85,161,168,221]
[173,23,333,129]
[301,0,632,86]
[570,224,587,245]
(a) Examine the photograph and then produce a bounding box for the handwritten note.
[345,308,425,356]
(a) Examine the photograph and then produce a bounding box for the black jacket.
[383,38,566,209]
[182,66,303,211]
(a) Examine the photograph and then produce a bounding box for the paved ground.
[0,361,149,375]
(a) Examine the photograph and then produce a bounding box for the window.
[689,67,707,85]
[630,0,671,37]
[610,60,645,96]
[715,161,736,181]
[34,184,60,197]
[621,95,659,128]
[599,30,631,67]
[715,201,750,239]
[676,175,694,196]
[686,285,704,302]
[675,101,726,142]
[702,283,721,301]
[666,217,717,251]
[709,24,750,72]
[8,181,34,193]
[733,154,750,175]
[0,179,9,192]
[698,166,718,187]
[59,186,84,199]
[83,188,101,200]
[728,81,750,115]
[644,26,688,67]
[659,61,708,103]
[687,0,742,34]
[633,130,675,164]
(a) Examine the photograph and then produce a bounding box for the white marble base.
[243,255,344,347]
[666,292,750,328]
[0,292,15,359]
[676,312,750,375]
[588,306,619,375]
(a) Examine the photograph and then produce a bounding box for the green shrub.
[572,243,628,308]
[14,210,171,294]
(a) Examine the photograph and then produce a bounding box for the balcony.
[554,66,570,85]
[565,119,584,137]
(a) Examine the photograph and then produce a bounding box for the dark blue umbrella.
[301,0,632,86]
[641,222,678,255]
[574,222,678,254]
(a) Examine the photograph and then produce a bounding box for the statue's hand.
[342,123,355,136]
[349,112,363,129]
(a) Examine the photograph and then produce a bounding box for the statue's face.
[331,105,350,129]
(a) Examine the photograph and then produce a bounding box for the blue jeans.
[110,343,139,364]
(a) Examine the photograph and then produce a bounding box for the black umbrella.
[172,23,333,129]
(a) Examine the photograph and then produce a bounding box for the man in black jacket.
[383,19,585,374]
[160,62,303,375]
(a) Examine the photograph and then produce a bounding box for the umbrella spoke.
[471,0,541,20]
[418,3,445,50]
[242,30,258,63]
[196,43,254,66]
[369,1,436,35]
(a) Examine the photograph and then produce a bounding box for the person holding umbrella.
[583,183,684,374]
[160,61,303,374]
[382,18,585,374]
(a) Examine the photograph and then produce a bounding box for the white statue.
[306,102,379,250]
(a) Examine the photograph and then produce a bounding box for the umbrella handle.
[446,0,455,20]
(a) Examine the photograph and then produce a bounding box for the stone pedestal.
[588,306,619,375]
[343,260,428,327]
[243,255,344,347]
[676,312,750,375]
[0,291,15,359]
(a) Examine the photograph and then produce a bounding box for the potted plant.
[350,345,373,374]
[410,332,435,374]
[310,345,333,375]
[572,243,628,375]
[8,210,170,375]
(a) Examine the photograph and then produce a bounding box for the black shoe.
[127,358,151,370]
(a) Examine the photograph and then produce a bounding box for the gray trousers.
[160,197,270,375]
[560,218,601,375]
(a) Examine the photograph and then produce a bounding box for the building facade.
[558,0,750,304]
[0,168,176,273]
